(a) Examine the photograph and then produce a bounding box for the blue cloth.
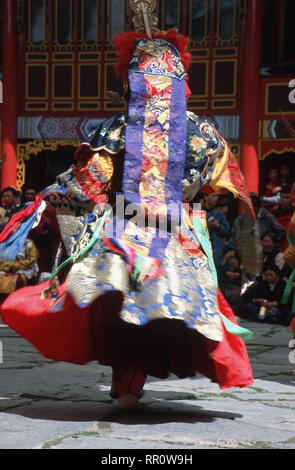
[0,209,40,262]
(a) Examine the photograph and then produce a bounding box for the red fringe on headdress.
[199,185,216,195]
[113,29,192,83]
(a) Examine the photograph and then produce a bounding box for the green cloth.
[281,268,295,314]
[192,216,253,342]
[192,216,218,291]
[131,252,145,284]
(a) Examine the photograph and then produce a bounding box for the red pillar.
[240,0,263,193]
[1,0,18,190]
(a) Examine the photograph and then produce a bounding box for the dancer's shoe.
[118,393,141,409]
[110,381,144,399]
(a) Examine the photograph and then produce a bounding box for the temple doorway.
[259,151,295,196]
[24,146,76,192]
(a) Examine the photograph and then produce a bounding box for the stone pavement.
[0,318,295,450]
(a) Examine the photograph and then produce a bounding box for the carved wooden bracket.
[129,0,159,35]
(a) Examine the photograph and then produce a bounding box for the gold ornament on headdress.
[129,0,159,37]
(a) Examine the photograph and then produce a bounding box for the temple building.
[0,0,294,193]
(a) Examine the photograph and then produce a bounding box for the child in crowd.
[242,265,287,324]
[260,233,285,272]
[219,255,243,315]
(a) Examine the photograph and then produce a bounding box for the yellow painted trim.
[25,102,48,111]
[26,64,48,100]
[189,48,209,57]
[52,102,74,111]
[27,0,47,48]
[53,0,74,49]
[25,52,48,62]
[52,52,75,61]
[265,82,295,116]
[260,137,295,142]
[106,0,128,45]
[159,0,181,35]
[105,51,118,62]
[78,102,100,111]
[259,146,295,161]
[52,63,74,100]
[78,63,100,99]
[79,52,101,61]
[79,0,100,46]
[16,139,80,191]
[212,59,237,97]
[188,0,209,47]
[212,99,236,109]
[189,61,209,98]
[188,101,208,110]
[214,0,239,47]
[213,47,238,57]
[104,102,127,112]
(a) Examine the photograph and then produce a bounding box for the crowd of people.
[0,185,60,302]
[198,164,295,328]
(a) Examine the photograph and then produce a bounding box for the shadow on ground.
[0,391,243,425]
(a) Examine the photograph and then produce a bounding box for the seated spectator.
[242,265,287,324]
[20,185,38,207]
[222,240,242,267]
[219,255,244,316]
[0,186,21,231]
[217,193,236,225]
[269,185,294,249]
[0,238,39,303]
[199,187,229,271]
[270,184,294,219]
[263,168,281,197]
[261,234,285,272]
[279,164,292,185]
[229,193,286,249]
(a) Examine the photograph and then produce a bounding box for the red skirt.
[0,283,253,389]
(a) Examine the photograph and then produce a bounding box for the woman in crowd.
[260,233,285,273]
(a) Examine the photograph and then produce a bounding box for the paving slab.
[0,319,295,450]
